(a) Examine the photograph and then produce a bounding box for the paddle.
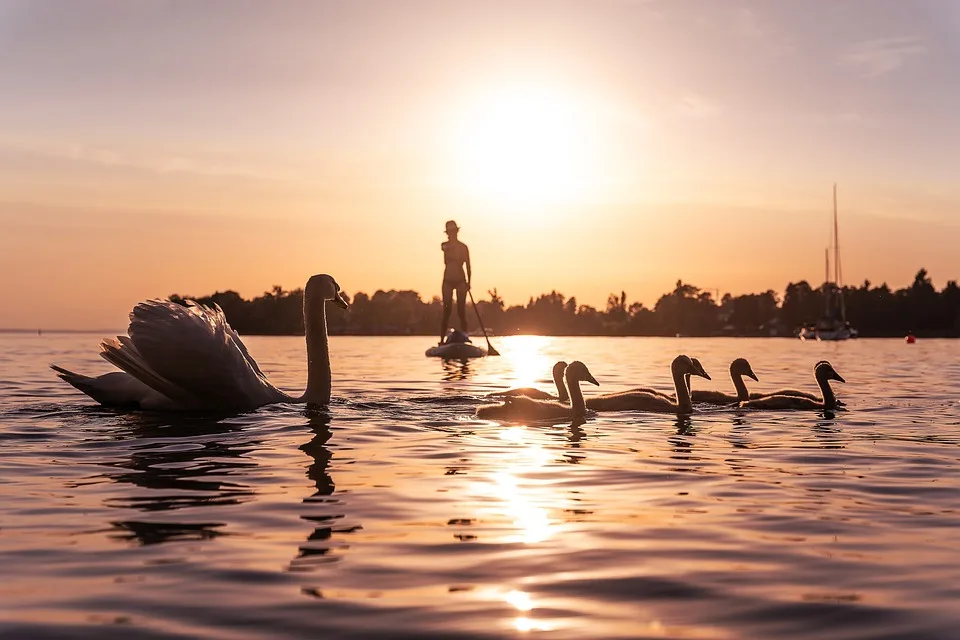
[468,290,500,356]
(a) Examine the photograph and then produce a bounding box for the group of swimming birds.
[48,273,846,417]
[476,356,845,421]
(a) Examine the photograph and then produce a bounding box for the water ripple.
[1,335,959,639]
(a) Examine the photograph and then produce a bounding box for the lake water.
[2,334,959,639]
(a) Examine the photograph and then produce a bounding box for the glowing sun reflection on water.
[505,589,533,611]
[501,336,553,390]
[504,589,554,633]
[464,426,567,549]
[514,616,554,632]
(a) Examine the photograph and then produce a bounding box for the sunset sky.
[1,0,958,329]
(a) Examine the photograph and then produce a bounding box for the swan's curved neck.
[566,374,586,415]
[816,371,836,410]
[300,297,331,405]
[731,369,749,402]
[673,364,693,413]
[554,369,570,403]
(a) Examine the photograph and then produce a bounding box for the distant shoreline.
[10,267,959,339]
[5,330,952,339]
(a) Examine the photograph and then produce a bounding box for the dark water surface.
[2,334,959,639]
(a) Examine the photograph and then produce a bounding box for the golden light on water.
[472,426,558,545]
[505,590,554,633]
[455,84,596,209]
[513,616,553,632]
[493,470,553,544]
[500,336,553,390]
[504,589,533,612]
[498,426,530,445]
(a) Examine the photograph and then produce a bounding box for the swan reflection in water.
[812,416,847,449]
[667,415,700,468]
[554,417,587,464]
[94,411,262,545]
[86,404,357,567]
[728,416,754,450]
[565,416,587,444]
[290,410,356,573]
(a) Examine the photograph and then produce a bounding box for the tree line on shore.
[168,268,960,338]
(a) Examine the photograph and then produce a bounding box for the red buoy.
[906,334,916,344]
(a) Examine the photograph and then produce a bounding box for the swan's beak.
[832,371,846,383]
[585,373,599,386]
[691,359,710,380]
[746,370,759,382]
[335,291,349,309]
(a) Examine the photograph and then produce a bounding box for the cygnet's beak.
[585,373,600,386]
[335,291,350,309]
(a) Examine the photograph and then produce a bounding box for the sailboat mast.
[824,248,830,316]
[833,183,840,286]
[834,183,847,320]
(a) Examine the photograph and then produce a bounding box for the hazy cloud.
[0,138,301,183]
[676,94,720,118]
[842,37,927,78]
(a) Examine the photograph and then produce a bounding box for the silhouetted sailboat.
[799,184,858,341]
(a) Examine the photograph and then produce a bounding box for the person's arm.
[465,245,472,289]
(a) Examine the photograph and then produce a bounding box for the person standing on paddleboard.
[439,220,471,345]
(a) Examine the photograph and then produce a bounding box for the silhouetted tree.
[168,267,960,338]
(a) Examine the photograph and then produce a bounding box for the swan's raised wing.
[99,334,202,407]
[121,300,285,410]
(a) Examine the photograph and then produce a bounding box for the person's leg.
[456,283,468,333]
[440,281,454,343]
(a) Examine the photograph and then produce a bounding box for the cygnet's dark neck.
[730,364,750,402]
[565,371,586,414]
[554,367,570,403]
[815,367,836,410]
[671,360,693,412]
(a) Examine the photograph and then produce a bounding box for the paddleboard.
[426,330,487,358]
[425,343,487,358]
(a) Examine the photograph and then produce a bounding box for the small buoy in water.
[905,334,916,344]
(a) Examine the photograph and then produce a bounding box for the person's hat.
[445,220,459,233]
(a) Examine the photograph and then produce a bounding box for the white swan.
[51,274,348,411]
[585,355,709,414]
[476,361,598,421]
[486,360,569,402]
[739,361,845,411]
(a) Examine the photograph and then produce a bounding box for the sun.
[455,85,595,208]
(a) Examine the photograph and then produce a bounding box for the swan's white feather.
[51,366,156,407]
[117,299,285,410]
